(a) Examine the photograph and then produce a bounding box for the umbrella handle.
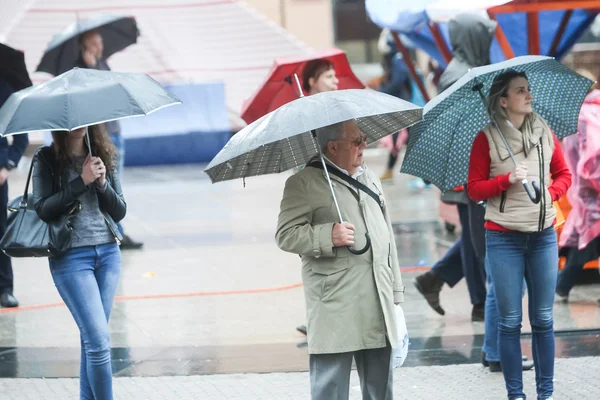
[347,232,371,255]
[522,179,542,204]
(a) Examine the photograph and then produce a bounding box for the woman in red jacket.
[468,70,571,400]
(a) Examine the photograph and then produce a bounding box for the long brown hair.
[51,124,117,174]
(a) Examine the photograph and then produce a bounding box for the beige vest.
[482,116,556,232]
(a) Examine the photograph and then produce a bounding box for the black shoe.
[471,303,485,322]
[488,360,534,372]
[481,351,489,367]
[120,234,143,250]
[0,293,19,308]
[413,271,445,315]
[296,325,307,335]
[489,361,502,372]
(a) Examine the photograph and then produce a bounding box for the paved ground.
[2,356,600,399]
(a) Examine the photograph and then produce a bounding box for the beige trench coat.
[276,163,405,354]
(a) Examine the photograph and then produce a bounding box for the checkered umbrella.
[400,56,593,192]
[204,89,422,183]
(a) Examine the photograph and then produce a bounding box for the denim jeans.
[486,228,558,400]
[432,203,487,305]
[483,261,526,363]
[49,242,121,400]
[482,258,499,362]
[110,132,125,236]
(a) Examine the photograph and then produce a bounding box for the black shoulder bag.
[0,151,80,257]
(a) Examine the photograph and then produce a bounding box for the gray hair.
[315,122,345,152]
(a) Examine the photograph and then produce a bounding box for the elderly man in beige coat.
[276,119,405,400]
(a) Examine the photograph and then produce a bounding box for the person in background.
[0,78,29,308]
[556,69,600,306]
[413,14,495,322]
[76,29,142,250]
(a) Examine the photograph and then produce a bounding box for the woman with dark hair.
[468,70,571,400]
[32,124,126,400]
[302,58,339,95]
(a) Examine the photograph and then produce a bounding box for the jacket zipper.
[499,191,507,213]
[537,140,546,232]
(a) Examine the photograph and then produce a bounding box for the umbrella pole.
[312,129,371,256]
[473,83,541,204]
[85,126,93,157]
[293,74,370,254]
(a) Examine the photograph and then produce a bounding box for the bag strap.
[307,161,384,213]
[21,147,45,206]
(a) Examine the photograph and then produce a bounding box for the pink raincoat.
[559,89,600,250]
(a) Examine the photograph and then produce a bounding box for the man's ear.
[326,140,336,156]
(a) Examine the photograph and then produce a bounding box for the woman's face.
[310,68,339,94]
[68,128,86,139]
[500,77,533,115]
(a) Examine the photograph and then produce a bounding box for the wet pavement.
[3,356,600,399]
[1,149,599,384]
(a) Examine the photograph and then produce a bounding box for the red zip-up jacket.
[467,131,572,231]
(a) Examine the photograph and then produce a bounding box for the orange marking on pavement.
[400,266,431,272]
[0,282,303,314]
[0,267,432,314]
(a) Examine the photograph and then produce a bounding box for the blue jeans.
[483,258,499,362]
[486,228,558,400]
[49,243,121,400]
[432,203,487,305]
[110,132,125,236]
[483,264,527,363]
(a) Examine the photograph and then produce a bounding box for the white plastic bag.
[393,305,409,368]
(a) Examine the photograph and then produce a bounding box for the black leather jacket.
[32,146,126,245]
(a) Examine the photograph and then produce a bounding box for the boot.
[380,169,393,181]
[120,234,144,250]
[413,271,445,315]
[471,303,485,322]
[0,292,18,308]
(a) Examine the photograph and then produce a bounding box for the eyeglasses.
[337,133,367,147]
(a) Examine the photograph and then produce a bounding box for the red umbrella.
[241,48,364,125]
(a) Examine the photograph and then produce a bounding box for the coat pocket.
[311,247,349,276]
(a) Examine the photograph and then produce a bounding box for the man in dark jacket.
[413,13,495,321]
[0,78,29,307]
[76,30,143,250]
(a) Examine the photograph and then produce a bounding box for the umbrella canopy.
[240,48,364,125]
[0,43,32,91]
[205,89,422,183]
[366,0,598,65]
[400,55,594,191]
[36,14,139,76]
[0,67,180,136]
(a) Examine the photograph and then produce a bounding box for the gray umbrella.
[36,14,139,76]
[0,67,180,137]
[205,86,422,254]
[205,89,422,182]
